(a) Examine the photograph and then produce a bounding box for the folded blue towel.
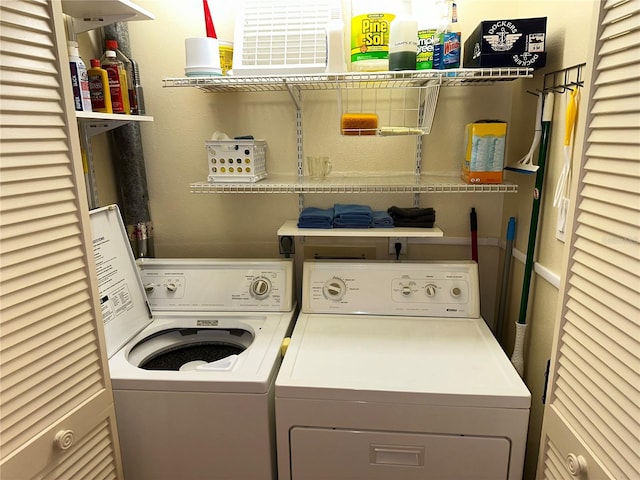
[333,203,372,228]
[334,203,373,218]
[298,207,334,229]
[371,211,394,228]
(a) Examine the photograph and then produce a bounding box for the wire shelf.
[163,67,533,93]
[189,174,518,194]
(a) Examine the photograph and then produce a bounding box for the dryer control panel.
[137,259,294,312]
[303,261,480,318]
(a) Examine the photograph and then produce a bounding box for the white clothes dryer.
[275,260,530,480]
[90,205,296,480]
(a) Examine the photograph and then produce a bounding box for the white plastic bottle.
[350,0,398,71]
[389,3,418,71]
[325,1,347,73]
[67,41,92,112]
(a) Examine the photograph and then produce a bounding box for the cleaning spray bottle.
[432,0,461,69]
[67,41,92,112]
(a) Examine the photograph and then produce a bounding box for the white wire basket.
[338,78,441,136]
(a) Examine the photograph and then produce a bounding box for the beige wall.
[75,1,597,478]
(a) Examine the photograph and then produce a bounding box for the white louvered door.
[537,1,640,479]
[0,1,123,478]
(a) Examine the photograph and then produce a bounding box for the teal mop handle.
[517,92,555,325]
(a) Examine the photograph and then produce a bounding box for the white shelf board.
[62,0,154,33]
[76,112,153,136]
[278,220,443,238]
[190,174,518,194]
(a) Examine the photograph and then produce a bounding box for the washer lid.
[90,205,153,358]
[276,313,531,409]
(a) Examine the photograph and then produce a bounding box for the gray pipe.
[103,23,154,258]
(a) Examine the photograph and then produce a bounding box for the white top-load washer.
[90,205,297,480]
[276,260,530,480]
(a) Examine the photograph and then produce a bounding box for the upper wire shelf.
[163,68,533,93]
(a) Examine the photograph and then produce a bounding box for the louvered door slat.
[0,1,121,476]
[539,1,640,478]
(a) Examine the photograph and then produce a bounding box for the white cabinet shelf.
[62,0,154,33]
[191,174,518,194]
[76,112,154,136]
[278,220,443,239]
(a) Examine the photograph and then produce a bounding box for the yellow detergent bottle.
[350,0,400,71]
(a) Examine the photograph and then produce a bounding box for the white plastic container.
[67,41,92,112]
[389,12,418,70]
[350,0,397,71]
[325,1,347,73]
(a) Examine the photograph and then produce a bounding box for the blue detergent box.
[432,32,461,69]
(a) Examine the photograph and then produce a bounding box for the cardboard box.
[462,122,507,184]
[463,17,547,69]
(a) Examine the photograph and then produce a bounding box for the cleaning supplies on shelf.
[432,0,461,69]
[67,41,92,112]
[462,121,507,184]
[414,0,439,70]
[101,49,130,114]
[350,0,397,72]
[87,59,112,113]
[387,206,436,228]
[103,40,138,114]
[389,10,418,70]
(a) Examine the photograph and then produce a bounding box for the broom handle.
[518,92,555,325]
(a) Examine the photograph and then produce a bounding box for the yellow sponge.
[341,113,378,135]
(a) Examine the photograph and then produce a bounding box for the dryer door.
[290,427,510,479]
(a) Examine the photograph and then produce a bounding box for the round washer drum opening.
[128,328,254,371]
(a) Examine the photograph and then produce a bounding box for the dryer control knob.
[425,284,437,297]
[144,283,155,293]
[250,277,271,299]
[401,286,412,296]
[166,283,178,292]
[451,286,462,297]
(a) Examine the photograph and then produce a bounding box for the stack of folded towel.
[333,204,372,228]
[387,206,436,228]
[297,204,397,229]
[297,207,334,229]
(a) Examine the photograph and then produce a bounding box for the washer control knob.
[451,286,462,297]
[401,286,412,296]
[166,282,178,292]
[425,284,437,297]
[250,277,272,299]
[54,429,74,450]
[144,283,155,293]
[323,278,346,301]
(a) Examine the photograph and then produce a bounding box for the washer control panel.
[137,259,294,312]
[303,261,480,318]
